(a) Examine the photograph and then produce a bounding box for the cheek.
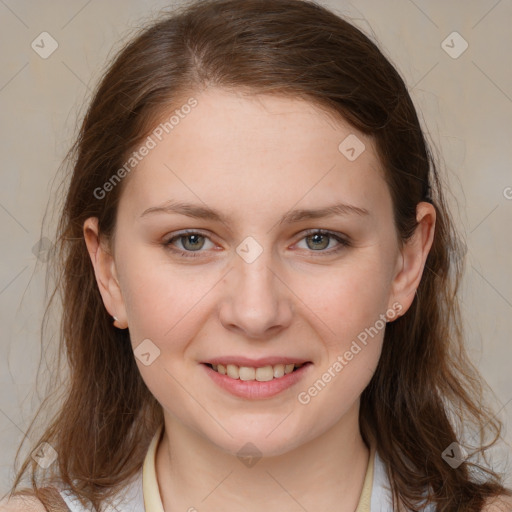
[289,253,391,408]
[117,250,212,422]
[293,255,392,345]
[294,276,386,424]
[117,245,217,342]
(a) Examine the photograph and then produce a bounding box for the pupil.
[184,234,204,250]
[308,233,328,250]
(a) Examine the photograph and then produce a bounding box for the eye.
[294,229,350,255]
[163,230,216,258]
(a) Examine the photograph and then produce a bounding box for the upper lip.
[203,356,311,367]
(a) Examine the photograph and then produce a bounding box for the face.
[85,88,431,457]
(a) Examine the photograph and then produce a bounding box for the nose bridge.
[234,236,279,310]
[218,235,293,336]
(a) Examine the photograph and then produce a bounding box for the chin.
[204,420,311,459]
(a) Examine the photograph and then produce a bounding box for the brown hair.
[4,0,511,510]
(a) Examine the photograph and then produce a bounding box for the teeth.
[273,364,285,378]
[255,366,273,381]
[239,366,256,381]
[211,362,305,381]
[285,363,295,374]
[227,364,239,379]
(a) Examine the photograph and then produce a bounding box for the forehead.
[119,88,388,221]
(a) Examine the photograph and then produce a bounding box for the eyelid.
[163,228,214,243]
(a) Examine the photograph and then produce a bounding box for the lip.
[202,361,312,400]
[203,356,311,367]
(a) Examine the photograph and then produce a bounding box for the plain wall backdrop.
[1,0,511,495]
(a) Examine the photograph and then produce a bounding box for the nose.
[218,245,294,339]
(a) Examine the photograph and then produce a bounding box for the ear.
[83,217,128,329]
[388,201,436,318]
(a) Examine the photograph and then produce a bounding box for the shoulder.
[482,493,512,512]
[0,494,47,512]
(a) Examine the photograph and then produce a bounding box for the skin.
[84,88,436,512]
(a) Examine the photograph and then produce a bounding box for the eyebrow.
[139,200,370,225]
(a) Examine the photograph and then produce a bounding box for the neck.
[155,403,371,512]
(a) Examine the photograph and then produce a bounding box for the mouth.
[201,359,313,399]
[203,362,310,382]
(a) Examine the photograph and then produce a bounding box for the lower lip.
[202,363,312,400]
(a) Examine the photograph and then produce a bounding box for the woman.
[2,0,511,510]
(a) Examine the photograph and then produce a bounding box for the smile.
[202,361,312,399]
[206,362,305,381]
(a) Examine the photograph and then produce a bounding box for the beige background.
[1,0,511,495]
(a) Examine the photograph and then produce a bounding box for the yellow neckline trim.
[143,424,374,512]
[142,424,165,512]
[356,440,375,512]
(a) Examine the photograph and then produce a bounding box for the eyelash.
[163,229,350,258]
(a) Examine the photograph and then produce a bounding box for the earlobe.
[83,217,128,329]
[388,201,436,317]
